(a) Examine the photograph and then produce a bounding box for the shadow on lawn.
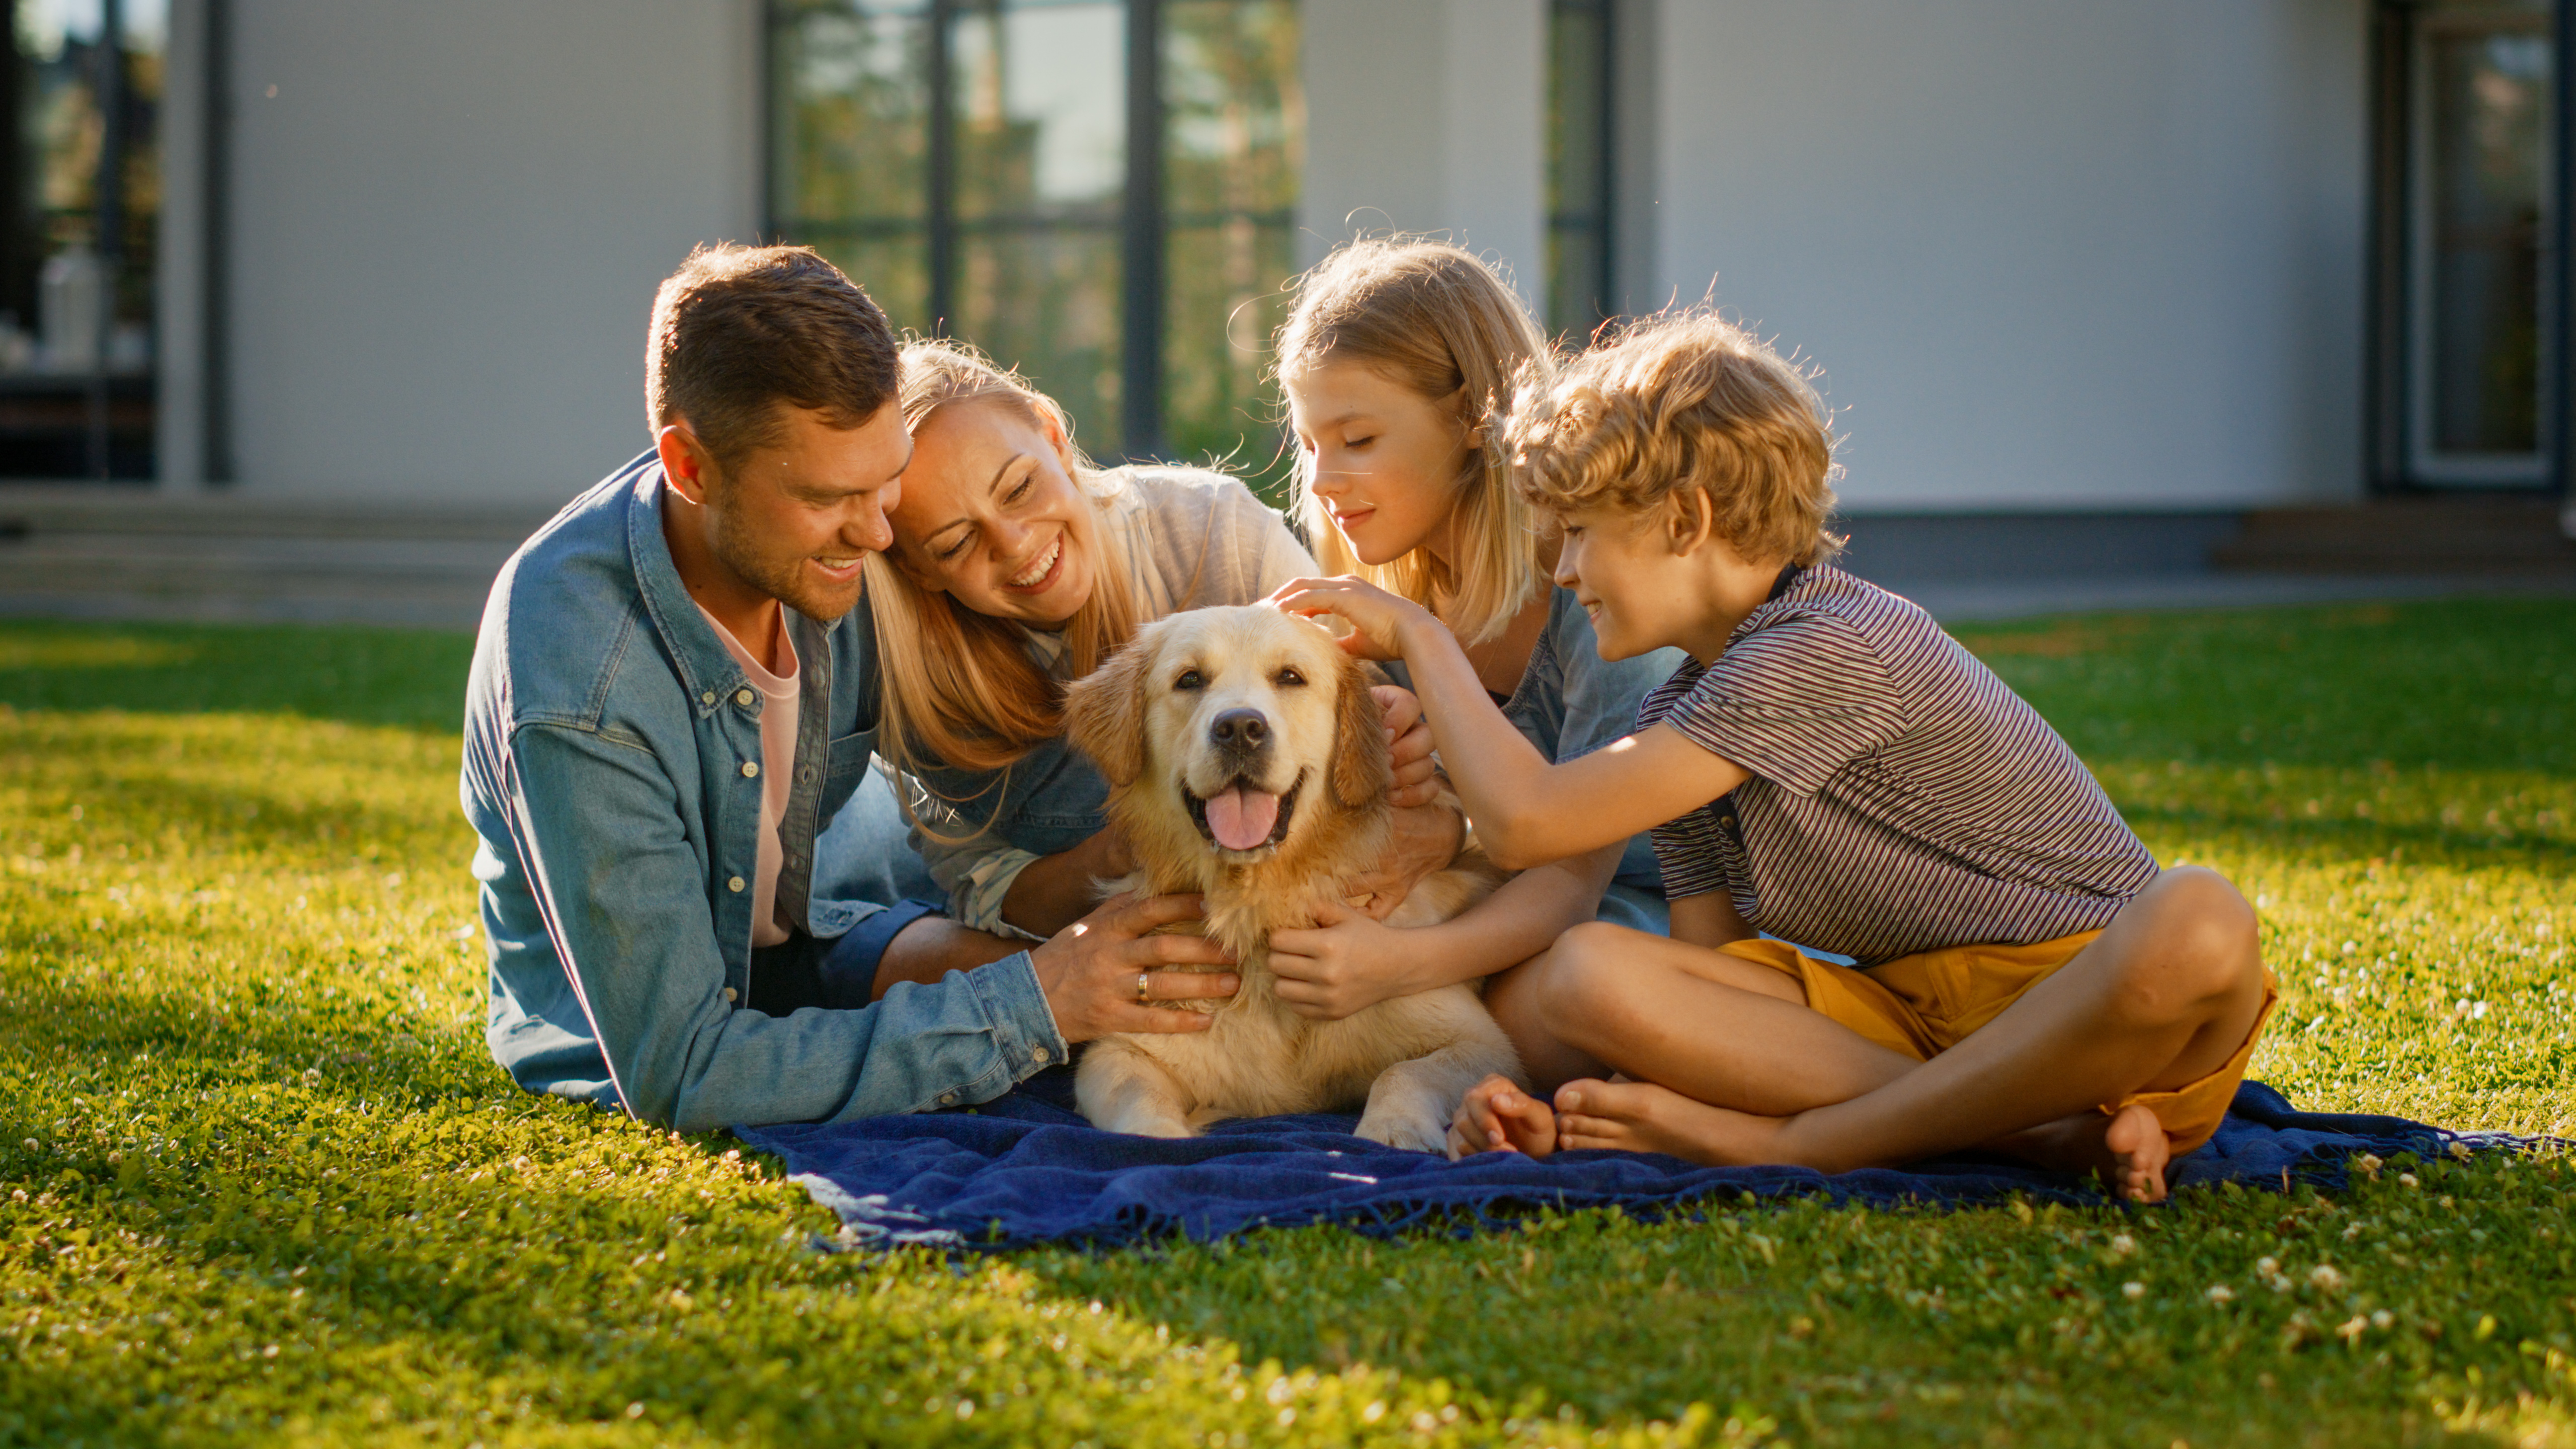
[0,619,474,733]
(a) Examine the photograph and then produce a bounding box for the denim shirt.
[460,452,1068,1131]
[1387,585,1684,904]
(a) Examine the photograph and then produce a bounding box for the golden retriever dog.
[1062,604,1524,1152]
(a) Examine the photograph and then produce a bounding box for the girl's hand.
[1341,798,1462,920]
[1269,576,1437,662]
[1267,899,1420,1019]
[1371,684,1441,808]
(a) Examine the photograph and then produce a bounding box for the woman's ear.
[1064,632,1153,786]
[1329,653,1393,809]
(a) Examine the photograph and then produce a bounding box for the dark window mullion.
[928,0,958,336]
[1122,0,1166,460]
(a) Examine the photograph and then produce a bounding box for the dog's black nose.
[1209,707,1268,753]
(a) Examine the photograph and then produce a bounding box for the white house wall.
[1640,0,2371,512]
[1298,0,1548,308]
[224,0,762,503]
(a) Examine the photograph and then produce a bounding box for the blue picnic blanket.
[736,1073,2474,1251]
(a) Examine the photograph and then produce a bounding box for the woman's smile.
[1003,533,1067,594]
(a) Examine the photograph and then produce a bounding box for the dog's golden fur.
[1063,604,1524,1151]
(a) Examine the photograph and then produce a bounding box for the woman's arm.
[1274,577,1748,868]
[997,829,1131,938]
[1267,843,1621,1020]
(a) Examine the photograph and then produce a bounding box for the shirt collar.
[623,458,754,718]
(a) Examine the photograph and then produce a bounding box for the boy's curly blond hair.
[1507,311,1843,567]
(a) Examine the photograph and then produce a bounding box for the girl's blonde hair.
[1276,239,1551,645]
[1506,310,1843,568]
[866,339,1143,784]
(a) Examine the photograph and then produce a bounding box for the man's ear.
[1330,653,1393,809]
[656,423,721,506]
[1064,632,1154,787]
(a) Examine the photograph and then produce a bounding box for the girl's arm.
[1268,844,1621,1020]
[1274,577,1748,869]
[1668,892,1757,950]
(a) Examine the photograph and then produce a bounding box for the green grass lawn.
[0,598,2570,1448]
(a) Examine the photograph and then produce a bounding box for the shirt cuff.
[950,846,1048,942]
[959,949,1068,1096]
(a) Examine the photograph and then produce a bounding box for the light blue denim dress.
[1385,586,1684,935]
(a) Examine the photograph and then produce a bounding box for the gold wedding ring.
[1136,971,1150,1003]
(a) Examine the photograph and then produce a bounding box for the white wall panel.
[1645,0,2370,511]
[225,1,761,502]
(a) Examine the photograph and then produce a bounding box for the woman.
[820,341,1454,978]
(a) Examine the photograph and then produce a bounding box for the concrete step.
[2212,498,2576,575]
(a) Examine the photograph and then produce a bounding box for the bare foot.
[1551,1078,1793,1165]
[1447,1075,1557,1159]
[1987,1103,2174,1203]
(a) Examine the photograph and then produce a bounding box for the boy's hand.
[1267,899,1419,1019]
[1447,1074,1557,1160]
[1373,684,1441,807]
[1270,576,1438,663]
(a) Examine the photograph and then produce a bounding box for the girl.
[819,340,1456,979]
[1255,238,1686,1027]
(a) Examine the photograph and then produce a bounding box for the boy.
[1274,313,2274,1202]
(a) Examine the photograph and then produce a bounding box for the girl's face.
[888,398,1099,627]
[1284,360,1477,567]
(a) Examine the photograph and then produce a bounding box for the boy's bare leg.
[1549,868,2266,1200]
[870,916,1028,1001]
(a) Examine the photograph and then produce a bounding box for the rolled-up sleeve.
[502,721,1065,1131]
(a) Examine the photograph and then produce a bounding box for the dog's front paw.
[1353,1104,1448,1155]
[1101,1112,1196,1140]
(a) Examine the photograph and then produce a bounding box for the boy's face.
[1552,503,1692,661]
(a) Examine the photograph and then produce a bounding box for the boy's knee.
[2107,868,2264,1020]
[1533,924,1641,1038]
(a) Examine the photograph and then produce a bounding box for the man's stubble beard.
[711,502,867,624]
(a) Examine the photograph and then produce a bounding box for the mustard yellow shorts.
[1712,932,2278,1156]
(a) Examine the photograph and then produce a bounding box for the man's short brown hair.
[645,244,899,470]
[1507,311,1843,567]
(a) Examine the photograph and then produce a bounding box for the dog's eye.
[1174,669,1204,691]
[1274,667,1306,688]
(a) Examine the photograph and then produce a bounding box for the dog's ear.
[1064,634,1154,786]
[1330,653,1392,809]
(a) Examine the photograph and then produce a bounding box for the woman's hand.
[1028,893,1240,1042]
[1341,798,1464,920]
[1269,576,1439,663]
[1371,684,1440,808]
[1267,898,1425,1019]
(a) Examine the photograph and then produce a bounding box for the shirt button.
[741,762,760,778]
[1031,1046,1050,1064]
[700,690,715,705]
[728,876,746,893]
[937,1092,957,1106]
[736,688,755,707]
[721,987,738,1003]
[799,767,815,783]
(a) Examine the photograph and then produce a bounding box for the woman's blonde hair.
[866,339,1144,786]
[1276,239,1551,645]
[1507,310,1843,568]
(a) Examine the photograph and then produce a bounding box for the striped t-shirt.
[1641,565,2158,964]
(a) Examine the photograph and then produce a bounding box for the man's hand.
[1371,684,1440,809]
[1446,1074,1557,1160]
[1269,575,1439,662]
[1029,893,1239,1042]
[1342,798,1465,920]
[1267,898,1420,1020]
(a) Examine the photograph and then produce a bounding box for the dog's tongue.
[1204,785,1280,851]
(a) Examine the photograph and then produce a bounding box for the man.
[461,245,1239,1130]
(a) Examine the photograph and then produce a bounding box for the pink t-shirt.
[695,601,801,948]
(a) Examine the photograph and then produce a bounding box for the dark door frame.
[2368,0,2575,506]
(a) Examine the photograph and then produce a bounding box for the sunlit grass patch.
[1,596,2571,1447]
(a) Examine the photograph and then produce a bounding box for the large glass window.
[770,0,1299,494]
[2403,0,2554,486]
[0,0,159,480]
[1546,0,1613,342]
